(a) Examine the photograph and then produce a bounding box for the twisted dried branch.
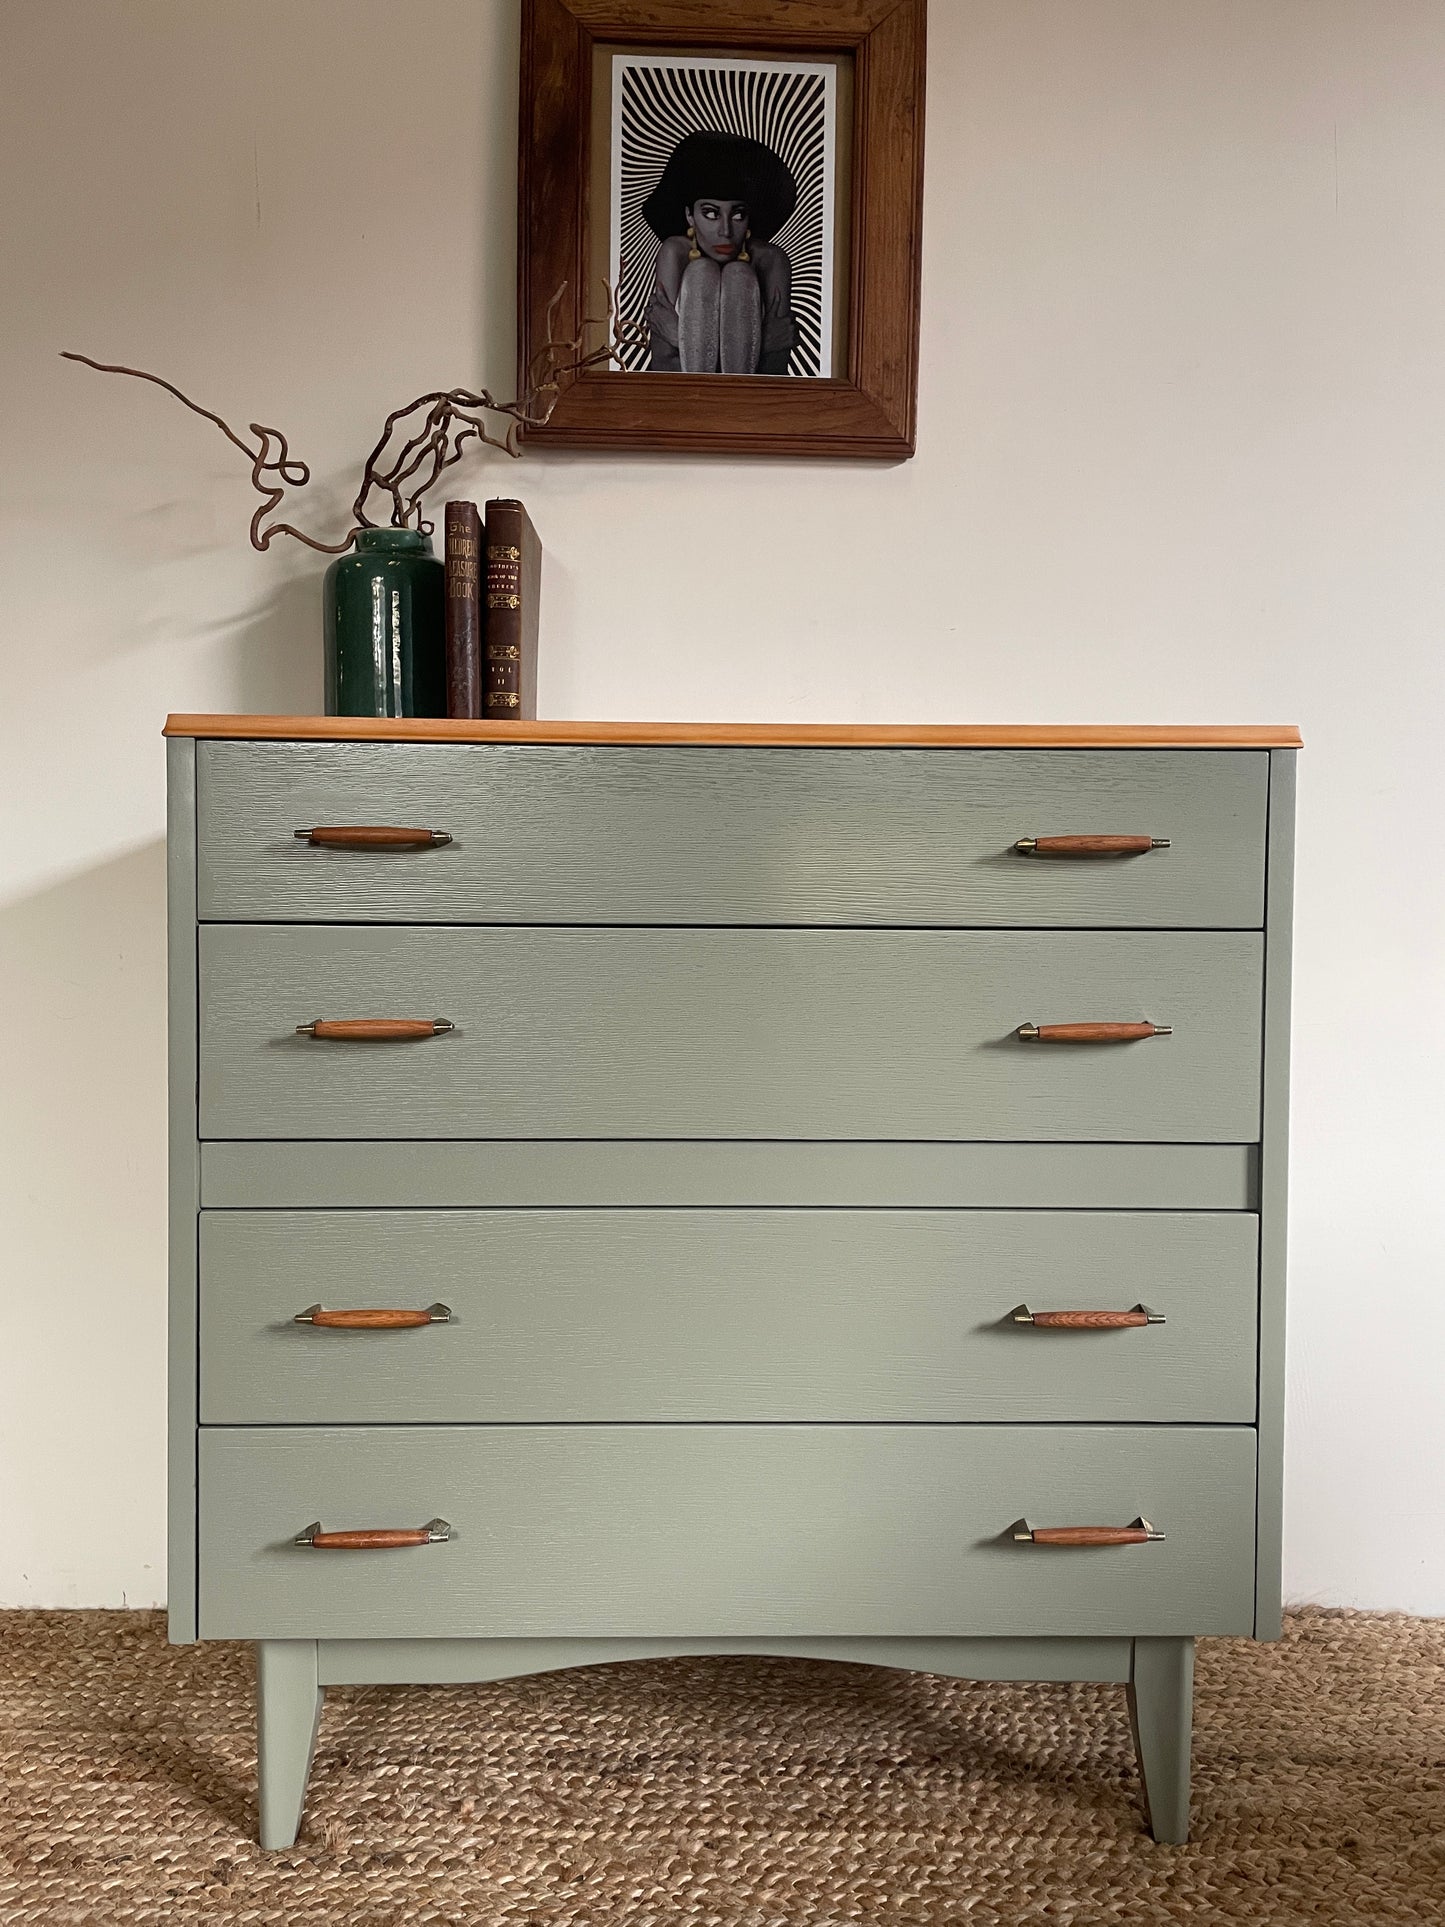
[60,351,347,552]
[62,284,643,554]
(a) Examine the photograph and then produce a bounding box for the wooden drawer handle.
[294,826,452,848]
[1016,1021,1170,1043]
[295,1518,452,1549]
[1011,1303,1164,1328]
[296,1018,455,1040]
[1015,836,1169,858]
[294,1302,452,1329]
[1012,1516,1165,1546]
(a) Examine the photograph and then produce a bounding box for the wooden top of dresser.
[164,717,1303,749]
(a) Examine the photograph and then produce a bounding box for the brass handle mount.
[1015,836,1169,858]
[295,1518,452,1549]
[294,1302,452,1329]
[296,1018,455,1040]
[295,826,452,848]
[1011,1517,1165,1546]
[1016,1021,1170,1043]
[1011,1303,1164,1328]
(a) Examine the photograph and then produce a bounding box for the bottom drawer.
[198,1425,1257,1641]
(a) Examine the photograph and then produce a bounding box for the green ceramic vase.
[323,527,446,718]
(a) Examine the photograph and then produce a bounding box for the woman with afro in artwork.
[643,131,800,375]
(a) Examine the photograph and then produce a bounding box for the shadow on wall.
[205,567,327,717]
[0,841,169,1606]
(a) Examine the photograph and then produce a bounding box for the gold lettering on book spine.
[483,528,524,715]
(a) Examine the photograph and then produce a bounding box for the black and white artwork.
[610,54,838,378]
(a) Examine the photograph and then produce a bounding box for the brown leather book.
[443,500,483,719]
[483,498,541,719]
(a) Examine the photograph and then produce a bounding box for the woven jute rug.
[1,1609,1441,1924]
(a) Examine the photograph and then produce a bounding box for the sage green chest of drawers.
[166,716,1299,1848]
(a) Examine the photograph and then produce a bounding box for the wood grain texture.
[517,0,587,433]
[1024,1023,1164,1043]
[167,715,1304,747]
[1024,836,1161,857]
[198,926,1264,1142]
[198,1208,1259,1425]
[1255,748,1296,1640]
[197,743,1268,927]
[519,376,911,459]
[299,1018,448,1041]
[166,737,199,1645]
[301,1528,437,1550]
[1026,1526,1154,1547]
[302,1307,441,1330]
[563,0,900,37]
[1024,1309,1152,1329]
[850,0,925,439]
[200,1140,1257,1211]
[517,0,925,457]
[197,1423,1259,1640]
[298,826,448,848]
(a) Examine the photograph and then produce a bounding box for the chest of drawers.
[165,716,1299,1848]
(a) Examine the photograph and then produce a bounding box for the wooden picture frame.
[518,0,926,459]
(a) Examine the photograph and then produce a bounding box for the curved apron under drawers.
[197,1424,1259,1641]
[198,926,1264,1141]
[198,1208,1260,1424]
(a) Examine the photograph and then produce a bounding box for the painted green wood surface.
[166,737,199,1645]
[198,927,1264,1142]
[316,1634,1134,1687]
[1255,749,1296,1639]
[173,734,1290,1776]
[198,1424,1258,1641]
[256,1641,322,1851]
[200,1139,1257,1210]
[197,743,1269,928]
[199,1209,1259,1424]
[1129,1637,1195,1843]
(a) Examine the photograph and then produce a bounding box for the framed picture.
[518,0,926,459]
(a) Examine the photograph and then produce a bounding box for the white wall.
[2,0,1442,1613]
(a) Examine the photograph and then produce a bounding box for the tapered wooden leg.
[1127,1637,1194,1843]
[257,1640,323,1849]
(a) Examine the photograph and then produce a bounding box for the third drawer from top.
[198,1208,1260,1425]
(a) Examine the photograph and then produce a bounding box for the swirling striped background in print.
[610,54,837,377]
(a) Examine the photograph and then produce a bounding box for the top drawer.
[197,743,1268,927]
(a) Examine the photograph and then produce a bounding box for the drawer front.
[199,1209,1260,1424]
[199,927,1263,1141]
[197,1424,1258,1639]
[197,743,1268,928]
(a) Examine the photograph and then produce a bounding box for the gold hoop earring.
[686,224,700,261]
[739,232,751,263]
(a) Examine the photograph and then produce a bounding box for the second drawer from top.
[199,926,1264,1141]
[197,743,1268,928]
[199,1208,1260,1425]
